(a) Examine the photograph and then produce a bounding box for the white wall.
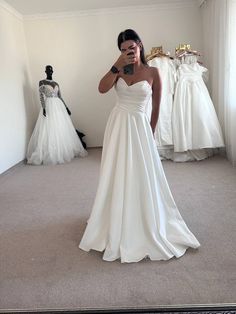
[0,2,35,174]
[24,1,203,147]
[0,0,203,173]
[200,0,226,121]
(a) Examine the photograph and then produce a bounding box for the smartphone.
[123,51,134,75]
[123,63,134,75]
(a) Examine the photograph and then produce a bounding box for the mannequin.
[39,65,71,117]
[27,65,88,165]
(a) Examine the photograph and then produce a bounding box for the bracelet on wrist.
[110,65,119,74]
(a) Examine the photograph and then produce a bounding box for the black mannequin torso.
[39,65,71,117]
[39,78,59,89]
[39,65,58,89]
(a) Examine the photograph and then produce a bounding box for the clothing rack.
[175,44,201,58]
[146,46,172,61]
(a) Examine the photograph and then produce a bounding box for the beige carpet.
[0,148,235,311]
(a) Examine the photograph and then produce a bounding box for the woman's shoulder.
[144,65,159,80]
[147,65,159,72]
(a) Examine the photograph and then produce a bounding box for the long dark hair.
[117,29,147,65]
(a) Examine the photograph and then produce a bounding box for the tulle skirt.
[27,97,87,165]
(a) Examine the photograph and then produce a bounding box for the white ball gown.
[172,62,225,152]
[147,57,176,159]
[79,77,200,263]
[27,82,88,165]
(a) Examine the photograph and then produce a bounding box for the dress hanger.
[175,44,201,58]
[146,46,172,61]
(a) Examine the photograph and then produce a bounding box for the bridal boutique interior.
[0,0,236,313]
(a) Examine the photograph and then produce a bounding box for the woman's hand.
[98,50,136,94]
[114,51,135,70]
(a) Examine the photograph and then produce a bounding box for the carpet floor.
[0,148,235,311]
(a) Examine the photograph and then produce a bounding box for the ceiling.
[3,0,164,15]
[3,0,200,16]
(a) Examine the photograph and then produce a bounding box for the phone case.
[123,64,134,75]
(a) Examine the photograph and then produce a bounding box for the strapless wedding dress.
[79,77,200,263]
[172,62,224,153]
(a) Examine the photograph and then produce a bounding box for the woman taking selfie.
[79,29,200,263]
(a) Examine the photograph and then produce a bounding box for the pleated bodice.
[115,78,152,113]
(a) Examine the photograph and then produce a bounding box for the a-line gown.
[79,77,200,263]
[27,82,87,165]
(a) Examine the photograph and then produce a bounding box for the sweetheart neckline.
[45,84,58,90]
[118,77,152,89]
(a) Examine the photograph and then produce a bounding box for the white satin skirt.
[79,101,200,263]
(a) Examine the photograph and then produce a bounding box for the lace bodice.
[115,78,152,113]
[40,84,59,97]
[39,80,65,109]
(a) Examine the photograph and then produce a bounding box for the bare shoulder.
[149,66,160,76]
[148,66,157,71]
[144,66,159,79]
[144,66,160,87]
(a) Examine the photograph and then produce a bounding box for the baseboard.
[0,303,235,314]
[0,159,26,177]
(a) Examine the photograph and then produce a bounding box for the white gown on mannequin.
[79,77,200,263]
[27,83,88,165]
[172,61,224,159]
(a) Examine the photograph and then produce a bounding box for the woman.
[79,29,200,263]
[27,65,87,165]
